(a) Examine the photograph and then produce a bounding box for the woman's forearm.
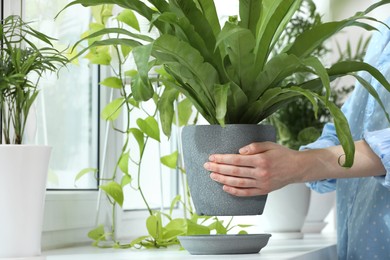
[299,140,386,183]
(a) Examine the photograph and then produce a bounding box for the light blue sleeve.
[363,128,390,189]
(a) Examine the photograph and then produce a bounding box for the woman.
[203,20,390,259]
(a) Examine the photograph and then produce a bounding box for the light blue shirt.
[301,20,390,259]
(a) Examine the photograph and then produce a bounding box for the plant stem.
[137,136,153,215]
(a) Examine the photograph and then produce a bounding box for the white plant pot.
[262,183,311,239]
[301,191,336,233]
[0,145,51,258]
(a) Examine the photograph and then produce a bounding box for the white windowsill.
[24,233,337,260]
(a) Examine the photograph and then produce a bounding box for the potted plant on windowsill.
[63,0,390,218]
[0,15,68,258]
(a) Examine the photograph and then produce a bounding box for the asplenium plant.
[62,0,390,168]
[0,15,68,144]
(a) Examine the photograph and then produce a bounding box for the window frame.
[0,0,149,249]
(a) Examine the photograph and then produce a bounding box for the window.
[2,0,102,248]
[24,0,99,190]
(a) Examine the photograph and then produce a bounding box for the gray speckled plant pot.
[181,124,276,216]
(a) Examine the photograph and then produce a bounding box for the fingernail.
[204,162,210,170]
[208,155,215,161]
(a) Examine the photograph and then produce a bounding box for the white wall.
[328,0,390,60]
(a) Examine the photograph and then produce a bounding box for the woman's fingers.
[207,153,261,168]
[239,142,277,155]
[210,172,268,196]
[204,161,255,178]
[209,172,258,188]
[222,186,266,197]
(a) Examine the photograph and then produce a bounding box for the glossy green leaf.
[169,195,181,216]
[120,174,132,187]
[163,229,185,242]
[80,23,105,45]
[132,44,154,101]
[242,87,298,123]
[100,76,123,89]
[215,220,227,234]
[226,82,249,123]
[73,37,143,64]
[84,46,111,65]
[301,56,331,101]
[164,218,186,237]
[146,213,163,239]
[254,0,301,70]
[88,224,106,242]
[118,151,129,175]
[125,69,138,77]
[153,34,218,123]
[100,181,124,207]
[74,28,152,53]
[101,97,124,121]
[218,23,256,93]
[352,73,390,122]
[197,0,220,38]
[239,0,261,35]
[208,219,227,234]
[158,85,179,136]
[121,45,132,58]
[160,151,178,169]
[129,128,145,154]
[186,219,210,235]
[237,224,253,228]
[91,5,113,25]
[153,11,201,50]
[288,87,319,119]
[75,167,98,182]
[177,98,193,126]
[137,116,160,142]
[127,97,140,108]
[170,0,217,57]
[60,0,157,21]
[319,97,354,167]
[214,84,229,126]
[131,73,155,101]
[328,60,390,93]
[117,9,140,31]
[251,53,305,102]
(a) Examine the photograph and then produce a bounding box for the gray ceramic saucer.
[178,234,271,255]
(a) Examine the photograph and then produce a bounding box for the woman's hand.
[203,142,303,197]
[203,140,386,197]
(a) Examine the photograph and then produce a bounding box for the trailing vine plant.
[71,5,249,249]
